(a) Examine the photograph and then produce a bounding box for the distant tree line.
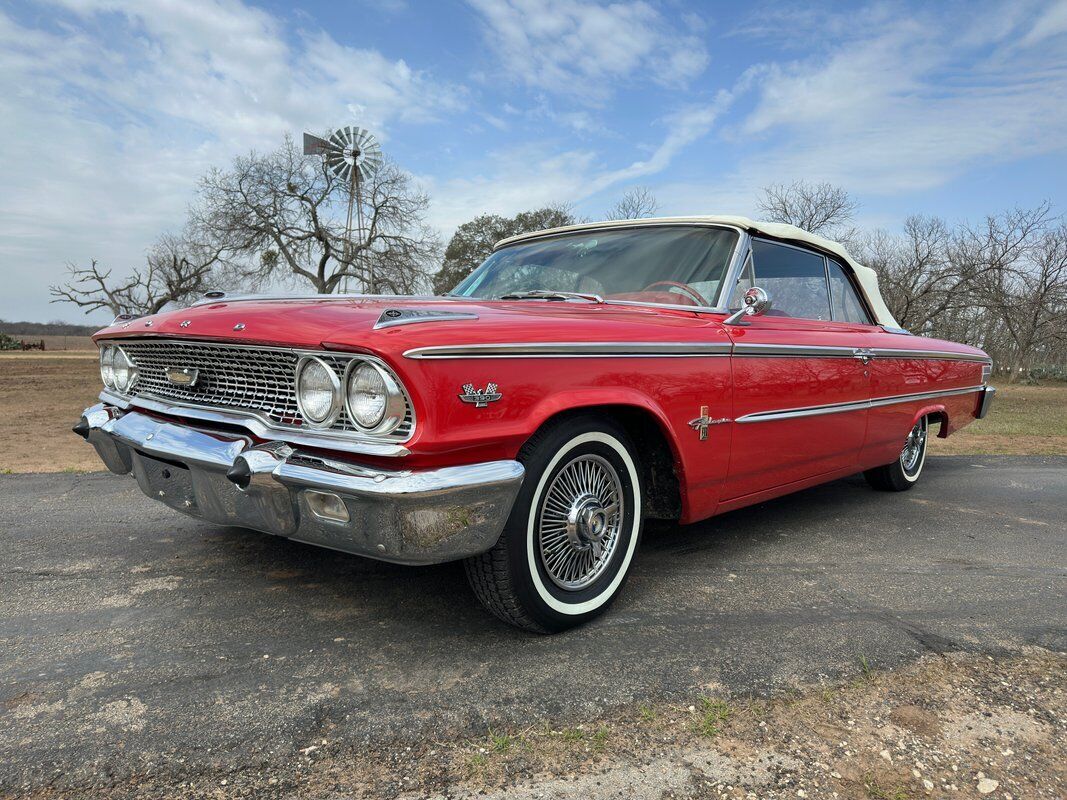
[0,319,98,336]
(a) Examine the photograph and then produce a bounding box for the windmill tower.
[302,126,383,293]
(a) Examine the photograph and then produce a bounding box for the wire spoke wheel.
[537,453,624,591]
[900,417,928,475]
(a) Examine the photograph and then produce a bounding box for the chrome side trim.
[403,340,991,363]
[870,348,992,363]
[736,385,985,424]
[403,342,734,359]
[732,343,858,358]
[99,391,411,457]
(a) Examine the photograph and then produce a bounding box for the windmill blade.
[303,132,341,156]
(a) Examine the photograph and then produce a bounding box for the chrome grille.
[116,339,413,440]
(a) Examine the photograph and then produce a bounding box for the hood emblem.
[179,320,191,328]
[166,367,199,387]
[233,322,246,331]
[459,382,502,408]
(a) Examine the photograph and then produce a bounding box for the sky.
[1,0,1065,324]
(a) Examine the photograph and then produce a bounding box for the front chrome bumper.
[76,404,524,565]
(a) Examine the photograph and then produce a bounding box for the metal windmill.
[303,126,383,292]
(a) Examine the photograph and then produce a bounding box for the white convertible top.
[495,215,900,328]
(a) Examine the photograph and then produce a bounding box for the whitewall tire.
[464,415,644,632]
[864,415,930,491]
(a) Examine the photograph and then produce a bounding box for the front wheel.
[864,415,929,491]
[464,415,644,633]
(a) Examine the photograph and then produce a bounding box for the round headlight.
[295,357,341,426]
[345,360,406,434]
[99,345,116,389]
[112,347,137,392]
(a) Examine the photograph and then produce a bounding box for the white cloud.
[465,0,709,100]
[667,2,1067,212]
[424,97,729,232]
[0,0,464,322]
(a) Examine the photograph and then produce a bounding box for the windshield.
[451,225,739,308]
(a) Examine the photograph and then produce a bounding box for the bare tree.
[757,181,858,238]
[606,187,659,220]
[50,233,223,317]
[966,206,1064,380]
[194,135,440,295]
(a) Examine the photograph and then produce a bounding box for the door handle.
[853,348,874,365]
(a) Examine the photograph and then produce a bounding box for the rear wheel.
[864,415,929,491]
[464,415,643,633]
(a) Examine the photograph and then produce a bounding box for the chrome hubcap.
[538,454,623,590]
[900,418,927,474]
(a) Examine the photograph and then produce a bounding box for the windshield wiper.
[498,289,604,303]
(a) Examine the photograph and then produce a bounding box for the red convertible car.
[77,216,995,632]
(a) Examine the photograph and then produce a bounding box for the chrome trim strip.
[99,391,411,457]
[736,385,985,424]
[866,385,985,409]
[403,342,734,359]
[403,340,992,363]
[870,348,992,363]
[732,343,858,358]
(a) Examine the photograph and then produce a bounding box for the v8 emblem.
[459,383,502,408]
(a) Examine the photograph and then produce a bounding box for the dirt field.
[0,353,1064,473]
[0,355,102,473]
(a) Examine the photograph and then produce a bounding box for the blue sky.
[1,0,1065,323]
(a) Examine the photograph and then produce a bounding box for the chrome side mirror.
[723,286,772,326]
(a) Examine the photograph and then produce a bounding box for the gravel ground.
[1,456,1065,798]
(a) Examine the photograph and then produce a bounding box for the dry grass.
[930,382,1067,455]
[3,334,96,351]
[0,354,1062,473]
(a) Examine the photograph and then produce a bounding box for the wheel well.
[528,405,682,521]
[925,409,950,438]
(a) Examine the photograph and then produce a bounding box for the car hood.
[93,296,725,359]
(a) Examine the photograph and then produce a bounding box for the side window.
[747,240,831,320]
[826,259,872,324]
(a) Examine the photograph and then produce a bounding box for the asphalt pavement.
[1,456,1064,793]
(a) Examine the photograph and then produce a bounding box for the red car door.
[722,239,872,503]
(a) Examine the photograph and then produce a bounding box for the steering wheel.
[640,281,709,307]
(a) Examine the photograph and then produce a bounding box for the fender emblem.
[688,405,731,440]
[166,367,199,387]
[459,382,502,408]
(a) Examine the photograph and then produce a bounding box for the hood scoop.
[374,308,479,329]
